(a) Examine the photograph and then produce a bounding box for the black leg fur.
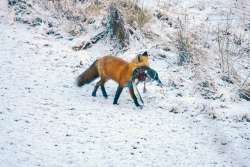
[113,86,123,105]
[92,85,99,97]
[92,79,106,97]
[129,87,140,107]
[101,85,108,98]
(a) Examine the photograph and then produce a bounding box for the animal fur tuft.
[76,60,99,87]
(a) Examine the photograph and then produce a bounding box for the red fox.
[77,51,149,107]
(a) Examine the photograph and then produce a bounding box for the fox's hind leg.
[100,83,108,98]
[92,79,101,97]
[92,78,107,97]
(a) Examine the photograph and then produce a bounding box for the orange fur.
[97,55,138,86]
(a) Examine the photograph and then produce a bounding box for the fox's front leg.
[129,86,142,108]
[113,85,123,105]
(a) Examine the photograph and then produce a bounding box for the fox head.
[132,51,149,66]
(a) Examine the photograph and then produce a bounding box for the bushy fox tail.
[76,60,99,87]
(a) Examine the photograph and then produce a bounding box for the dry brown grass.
[117,0,151,29]
[39,0,151,29]
[84,0,105,16]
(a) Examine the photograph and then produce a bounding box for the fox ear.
[142,51,148,56]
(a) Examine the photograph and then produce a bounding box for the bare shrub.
[215,11,250,100]
[216,15,232,77]
[175,16,192,65]
[216,13,250,84]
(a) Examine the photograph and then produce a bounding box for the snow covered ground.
[0,1,250,167]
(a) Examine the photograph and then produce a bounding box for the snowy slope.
[1,1,250,167]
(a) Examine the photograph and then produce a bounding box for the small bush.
[175,17,192,65]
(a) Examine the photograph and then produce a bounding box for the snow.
[0,1,250,167]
